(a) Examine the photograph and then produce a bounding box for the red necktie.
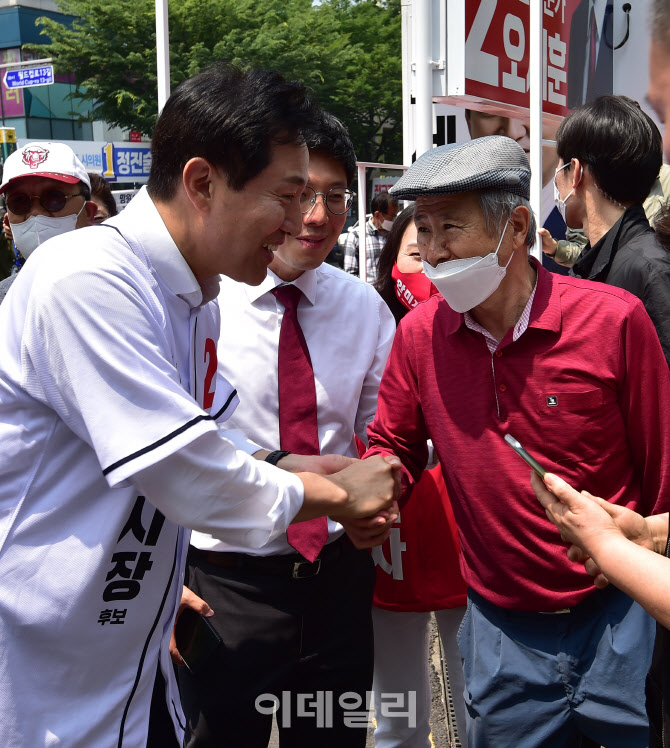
[272,285,329,562]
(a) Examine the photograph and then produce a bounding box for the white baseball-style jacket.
[0,188,303,747]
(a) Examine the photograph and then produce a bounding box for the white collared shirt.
[191,262,396,555]
[0,186,304,746]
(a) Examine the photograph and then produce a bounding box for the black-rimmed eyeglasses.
[5,190,85,216]
[299,187,355,215]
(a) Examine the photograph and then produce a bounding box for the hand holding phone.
[504,434,547,478]
[174,607,223,674]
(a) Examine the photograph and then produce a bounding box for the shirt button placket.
[491,347,508,421]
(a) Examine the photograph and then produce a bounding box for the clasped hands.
[281,452,402,549]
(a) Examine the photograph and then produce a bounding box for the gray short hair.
[477,189,536,249]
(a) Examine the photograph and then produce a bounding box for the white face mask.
[553,162,575,223]
[381,218,394,232]
[422,222,512,313]
[10,206,83,259]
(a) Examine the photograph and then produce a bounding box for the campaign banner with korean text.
[17,138,152,183]
[111,189,140,212]
[372,177,400,196]
[443,0,624,119]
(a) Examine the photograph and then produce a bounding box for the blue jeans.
[457,586,654,747]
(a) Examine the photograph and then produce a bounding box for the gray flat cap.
[390,135,531,201]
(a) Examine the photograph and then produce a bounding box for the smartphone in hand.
[504,434,547,479]
[174,607,223,674]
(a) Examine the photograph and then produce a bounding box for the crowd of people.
[2,2,670,748]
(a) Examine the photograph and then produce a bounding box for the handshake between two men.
[257,450,403,549]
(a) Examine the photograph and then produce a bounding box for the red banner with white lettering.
[465,0,614,116]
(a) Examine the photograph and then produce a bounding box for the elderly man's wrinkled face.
[414,192,506,268]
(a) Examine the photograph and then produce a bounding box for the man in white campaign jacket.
[0,64,399,748]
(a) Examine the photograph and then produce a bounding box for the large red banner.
[464,0,614,117]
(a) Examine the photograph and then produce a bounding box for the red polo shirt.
[366,263,670,611]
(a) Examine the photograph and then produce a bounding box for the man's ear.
[83,201,98,226]
[182,157,218,213]
[570,158,585,190]
[510,204,531,250]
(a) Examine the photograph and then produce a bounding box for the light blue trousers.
[458,586,654,748]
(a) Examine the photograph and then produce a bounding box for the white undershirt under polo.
[0,187,303,747]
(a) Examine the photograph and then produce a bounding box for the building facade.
[0,0,94,140]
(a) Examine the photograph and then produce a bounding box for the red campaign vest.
[371,463,468,612]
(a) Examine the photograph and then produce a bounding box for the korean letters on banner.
[465,0,578,117]
[102,143,152,182]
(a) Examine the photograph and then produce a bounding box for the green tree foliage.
[36,0,401,163]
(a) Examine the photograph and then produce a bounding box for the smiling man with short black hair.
[0,66,399,748]
[179,111,396,748]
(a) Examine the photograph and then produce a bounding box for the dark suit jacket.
[541,206,570,276]
[567,0,614,109]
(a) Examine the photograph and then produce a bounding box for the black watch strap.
[265,450,291,466]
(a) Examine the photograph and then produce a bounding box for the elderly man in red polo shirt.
[365,135,670,748]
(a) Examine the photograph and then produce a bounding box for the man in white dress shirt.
[0,66,399,748]
[179,112,397,747]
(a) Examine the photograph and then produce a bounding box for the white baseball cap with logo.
[0,141,91,193]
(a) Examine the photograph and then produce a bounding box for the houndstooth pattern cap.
[390,136,531,201]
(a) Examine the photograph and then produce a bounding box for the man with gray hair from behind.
[364,135,670,747]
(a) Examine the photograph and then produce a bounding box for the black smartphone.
[174,607,223,674]
[504,434,547,479]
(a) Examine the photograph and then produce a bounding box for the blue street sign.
[3,66,55,89]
